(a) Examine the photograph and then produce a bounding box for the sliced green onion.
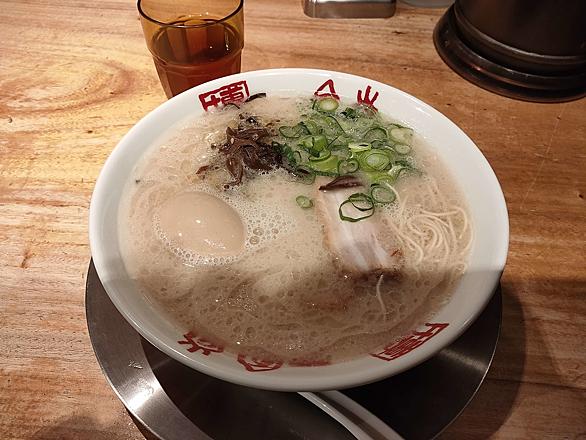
[279,124,309,138]
[279,100,420,197]
[324,115,346,135]
[363,127,387,142]
[302,120,320,135]
[379,145,398,162]
[372,173,397,186]
[371,139,386,149]
[341,107,357,119]
[339,193,375,222]
[393,159,421,175]
[338,158,360,174]
[317,97,339,113]
[389,127,413,144]
[354,117,374,133]
[326,134,341,148]
[370,184,396,204]
[387,164,408,181]
[332,147,351,160]
[309,155,339,174]
[308,149,332,162]
[362,150,391,171]
[349,142,371,153]
[348,193,374,211]
[296,195,313,209]
[301,134,327,153]
[276,142,300,167]
[313,135,328,150]
[393,143,411,155]
[395,159,414,168]
[331,135,354,151]
[292,150,302,164]
[309,115,342,138]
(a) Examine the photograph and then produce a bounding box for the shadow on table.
[438,283,526,438]
[441,277,584,438]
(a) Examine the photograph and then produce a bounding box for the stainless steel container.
[303,0,396,19]
[434,0,586,102]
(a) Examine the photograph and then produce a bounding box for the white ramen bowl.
[89,68,508,391]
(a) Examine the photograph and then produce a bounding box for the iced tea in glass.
[138,0,244,98]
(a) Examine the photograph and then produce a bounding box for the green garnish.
[338,158,360,174]
[360,150,391,171]
[308,149,332,162]
[363,127,387,143]
[387,164,408,181]
[301,134,328,154]
[296,195,313,209]
[276,98,419,221]
[339,193,375,222]
[340,107,357,119]
[389,127,413,144]
[308,154,340,175]
[320,115,346,137]
[302,120,320,135]
[348,142,371,153]
[279,123,309,139]
[393,143,411,155]
[370,183,396,204]
[316,97,339,113]
[372,173,397,186]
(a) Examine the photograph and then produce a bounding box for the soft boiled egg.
[156,191,245,257]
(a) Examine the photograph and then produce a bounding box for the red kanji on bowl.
[357,85,379,110]
[199,80,250,111]
[371,322,449,361]
[178,332,224,355]
[314,79,340,100]
[237,354,283,372]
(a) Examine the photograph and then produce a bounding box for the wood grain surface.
[1,0,585,439]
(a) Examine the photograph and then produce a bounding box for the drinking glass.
[138,0,244,98]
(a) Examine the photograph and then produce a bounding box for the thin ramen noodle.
[118,96,472,363]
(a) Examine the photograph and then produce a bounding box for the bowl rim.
[89,68,509,391]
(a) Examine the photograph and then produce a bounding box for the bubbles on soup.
[117,96,472,363]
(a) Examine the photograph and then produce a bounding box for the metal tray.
[86,260,501,439]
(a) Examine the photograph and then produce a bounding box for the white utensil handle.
[299,390,405,440]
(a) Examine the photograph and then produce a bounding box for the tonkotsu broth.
[118,96,472,364]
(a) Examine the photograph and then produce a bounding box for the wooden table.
[1,0,584,438]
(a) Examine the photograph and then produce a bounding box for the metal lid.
[433,4,586,102]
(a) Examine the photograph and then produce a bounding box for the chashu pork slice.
[314,180,402,276]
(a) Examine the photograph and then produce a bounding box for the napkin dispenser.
[303,0,396,19]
